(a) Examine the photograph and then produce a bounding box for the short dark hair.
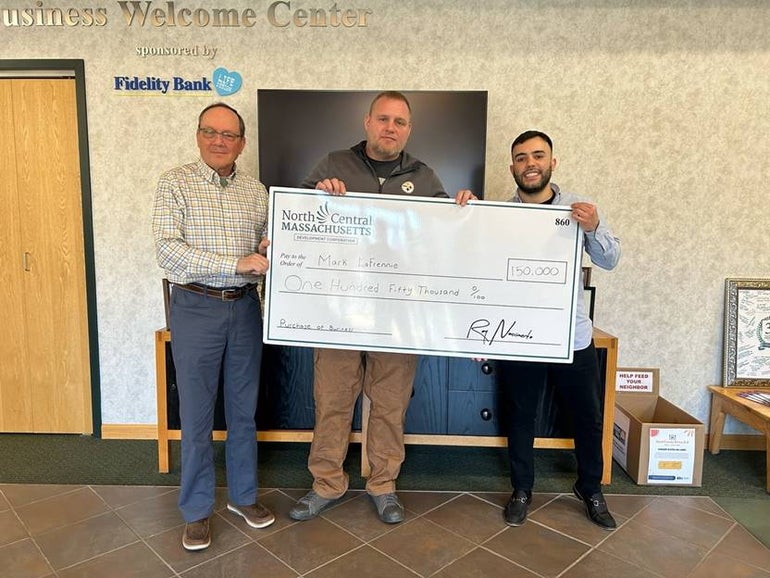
[198,102,245,137]
[369,91,412,116]
[511,130,553,154]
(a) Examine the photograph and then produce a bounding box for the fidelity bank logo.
[113,66,242,96]
[281,202,373,237]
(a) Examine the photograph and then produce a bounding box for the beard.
[369,138,401,161]
[514,166,552,196]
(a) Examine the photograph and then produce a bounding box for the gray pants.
[170,286,263,522]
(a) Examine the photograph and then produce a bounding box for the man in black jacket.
[289,91,474,524]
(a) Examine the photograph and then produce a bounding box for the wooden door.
[0,81,32,429]
[0,78,92,433]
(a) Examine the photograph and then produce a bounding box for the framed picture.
[722,278,770,386]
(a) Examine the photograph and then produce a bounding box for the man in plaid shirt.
[153,103,274,551]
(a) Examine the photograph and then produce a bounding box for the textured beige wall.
[2,1,768,432]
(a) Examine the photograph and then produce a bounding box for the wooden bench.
[708,385,770,493]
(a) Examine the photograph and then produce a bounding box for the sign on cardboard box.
[616,367,659,393]
[646,427,697,485]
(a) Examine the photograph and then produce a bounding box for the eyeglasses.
[198,127,242,143]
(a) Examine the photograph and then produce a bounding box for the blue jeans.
[500,342,604,496]
[170,286,263,522]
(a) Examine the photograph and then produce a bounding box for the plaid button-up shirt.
[152,159,268,287]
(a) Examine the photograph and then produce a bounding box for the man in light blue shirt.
[501,130,621,530]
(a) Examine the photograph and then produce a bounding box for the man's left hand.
[571,202,599,232]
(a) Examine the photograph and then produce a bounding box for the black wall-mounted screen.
[257,89,487,198]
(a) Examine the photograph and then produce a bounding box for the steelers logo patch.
[401,181,415,194]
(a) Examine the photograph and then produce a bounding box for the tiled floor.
[2,484,770,578]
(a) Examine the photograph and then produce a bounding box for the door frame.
[1,59,101,436]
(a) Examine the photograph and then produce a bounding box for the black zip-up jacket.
[300,141,447,198]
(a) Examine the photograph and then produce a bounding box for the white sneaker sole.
[182,538,210,551]
[227,503,276,529]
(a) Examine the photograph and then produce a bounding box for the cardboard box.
[612,368,705,486]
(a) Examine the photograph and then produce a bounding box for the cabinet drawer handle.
[23,252,31,271]
[480,408,492,421]
[481,362,493,375]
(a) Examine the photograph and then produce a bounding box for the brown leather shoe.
[227,502,276,529]
[182,518,211,551]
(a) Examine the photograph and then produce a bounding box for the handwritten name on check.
[263,187,583,362]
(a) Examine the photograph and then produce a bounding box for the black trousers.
[501,342,604,496]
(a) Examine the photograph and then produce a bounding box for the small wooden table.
[708,385,770,493]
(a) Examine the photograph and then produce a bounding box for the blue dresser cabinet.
[155,328,618,483]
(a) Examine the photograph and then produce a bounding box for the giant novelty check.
[263,187,584,362]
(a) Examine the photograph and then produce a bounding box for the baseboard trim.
[101,424,766,452]
[101,424,158,440]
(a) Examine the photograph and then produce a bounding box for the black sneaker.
[288,490,339,521]
[504,489,532,526]
[370,492,404,524]
[573,484,617,530]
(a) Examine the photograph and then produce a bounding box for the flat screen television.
[256,89,487,198]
